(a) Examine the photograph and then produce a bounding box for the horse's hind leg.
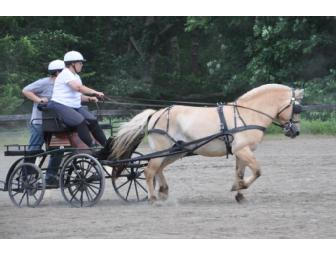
[144,157,164,202]
[157,171,169,200]
[145,155,178,201]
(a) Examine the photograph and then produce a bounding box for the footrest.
[4,144,44,156]
[99,123,113,130]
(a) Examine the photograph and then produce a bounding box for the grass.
[266,119,336,135]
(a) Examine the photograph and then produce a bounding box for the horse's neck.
[236,91,285,127]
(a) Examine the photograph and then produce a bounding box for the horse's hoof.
[231,181,247,191]
[158,192,169,201]
[231,184,239,191]
[235,193,246,203]
[149,196,157,203]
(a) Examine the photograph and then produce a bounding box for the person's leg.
[46,150,64,180]
[48,101,93,147]
[28,124,44,151]
[26,124,44,164]
[77,107,107,146]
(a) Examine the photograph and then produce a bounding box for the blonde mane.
[238,84,289,101]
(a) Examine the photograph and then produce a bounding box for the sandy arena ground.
[0,135,335,238]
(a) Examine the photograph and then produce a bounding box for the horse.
[109,84,304,203]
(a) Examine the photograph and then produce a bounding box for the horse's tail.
[110,109,156,160]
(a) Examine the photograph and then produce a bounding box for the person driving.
[48,51,107,150]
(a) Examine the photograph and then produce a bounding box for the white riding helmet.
[64,51,86,63]
[48,59,65,75]
[48,59,65,71]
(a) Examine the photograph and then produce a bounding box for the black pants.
[48,101,107,147]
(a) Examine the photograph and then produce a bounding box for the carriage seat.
[38,104,101,149]
[38,104,71,133]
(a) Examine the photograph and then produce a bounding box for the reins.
[102,87,301,159]
[98,93,298,129]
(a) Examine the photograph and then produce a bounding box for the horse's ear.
[295,89,304,100]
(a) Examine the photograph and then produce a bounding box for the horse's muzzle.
[283,122,300,138]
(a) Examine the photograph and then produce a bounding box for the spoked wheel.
[59,153,105,207]
[8,163,45,208]
[112,151,153,202]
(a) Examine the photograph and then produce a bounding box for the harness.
[146,88,301,158]
[217,103,266,155]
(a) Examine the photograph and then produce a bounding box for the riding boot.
[76,121,93,147]
[91,137,114,160]
[87,120,107,146]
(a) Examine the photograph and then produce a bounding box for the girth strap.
[217,104,228,133]
[216,104,266,156]
[217,105,233,156]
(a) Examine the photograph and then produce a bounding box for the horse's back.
[148,105,232,156]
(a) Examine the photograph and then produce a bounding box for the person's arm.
[22,79,49,104]
[68,80,104,98]
[22,90,48,104]
[81,95,99,103]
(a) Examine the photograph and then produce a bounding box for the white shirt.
[51,68,82,108]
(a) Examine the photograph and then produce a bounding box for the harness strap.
[148,128,178,144]
[217,104,229,133]
[229,125,266,134]
[234,101,247,127]
[152,105,173,131]
[216,104,266,156]
[217,105,233,156]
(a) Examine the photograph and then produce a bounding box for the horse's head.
[276,88,304,138]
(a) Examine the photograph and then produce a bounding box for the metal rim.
[59,153,105,207]
[112,151,152,202]
[8,163,45,208]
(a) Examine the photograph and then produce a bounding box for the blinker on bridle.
[272,88,302,138]
[276,88,302,126]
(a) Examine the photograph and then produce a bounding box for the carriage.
[0,105,151,207]
[0,84,304,207]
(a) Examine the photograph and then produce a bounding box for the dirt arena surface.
[0,135,335,238]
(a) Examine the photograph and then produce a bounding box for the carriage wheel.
[112,151,153,202]
[59,153,105,207]
[8,163,45,208]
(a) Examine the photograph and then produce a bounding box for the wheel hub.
[127,169,138,180]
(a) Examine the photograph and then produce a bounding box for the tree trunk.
[191,37,199,75]
[171,36,181,75]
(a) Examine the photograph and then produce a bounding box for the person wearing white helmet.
[22,59,65,186]
[49,51,107,152]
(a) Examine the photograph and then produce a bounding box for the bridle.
[276,88,302,125]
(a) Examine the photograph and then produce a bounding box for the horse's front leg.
[231,155,246,191]
[231,156,247,203]
[232,146,261,190]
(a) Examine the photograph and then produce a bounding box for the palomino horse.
[110,84,304,202]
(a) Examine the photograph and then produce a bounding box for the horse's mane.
[238,84,289,101]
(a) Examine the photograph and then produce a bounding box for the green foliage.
[1,16,336,124]
[266,119,336,135]
[0,84,23,114]
[300,119,336,134]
